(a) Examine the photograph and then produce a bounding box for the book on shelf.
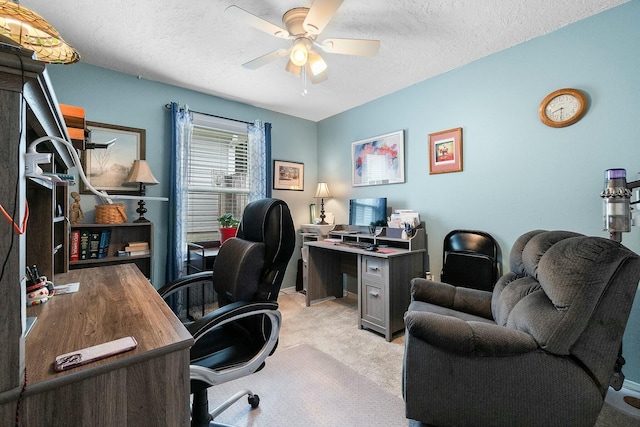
[97,229,111,259]
[124,241,149,251]
[89,231,101,259]
[117,249,150,257]
[79,230,90,260]
[70,230,80,261]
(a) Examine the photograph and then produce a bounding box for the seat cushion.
[408,300,495,324]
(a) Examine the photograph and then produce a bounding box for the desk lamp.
[125,160,160,223]
[314,182,332,225]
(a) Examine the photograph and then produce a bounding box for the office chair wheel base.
[248,394,260,409]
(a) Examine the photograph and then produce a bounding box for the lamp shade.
[125,160,159,185]
[314,182,331,198]
[0,1,80,64]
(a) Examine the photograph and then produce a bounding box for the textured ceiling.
[22,0,628,122]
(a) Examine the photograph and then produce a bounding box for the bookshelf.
[69,222,154,279]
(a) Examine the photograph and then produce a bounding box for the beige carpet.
[210,343,406,426]
[205,290,639,427]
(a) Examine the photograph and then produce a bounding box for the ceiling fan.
[225,0,380,83]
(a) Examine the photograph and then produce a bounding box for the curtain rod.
[164,103,252,125]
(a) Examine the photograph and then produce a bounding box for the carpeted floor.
[205,289,640,427]
[211,343,406,426]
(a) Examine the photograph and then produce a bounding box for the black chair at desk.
[158,198,296,427]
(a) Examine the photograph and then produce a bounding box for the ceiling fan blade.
[243,49,290,70]
[225,5,290,38]
[319,38,380,56]
[303,0,344,35]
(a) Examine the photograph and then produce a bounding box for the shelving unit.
[69,222,154,279]
[0,46,73,417]
[328,225,426,252]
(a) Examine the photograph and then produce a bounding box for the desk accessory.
[54,336,138,371]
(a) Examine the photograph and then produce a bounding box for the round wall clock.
[539,88,588,128]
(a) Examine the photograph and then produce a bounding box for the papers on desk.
[324,238,343,243]
[55,282,80,295]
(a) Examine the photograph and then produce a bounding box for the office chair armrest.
[405,310,537,356]
[410,278,493,319]
[188,300,279,341]
[157,271,214,299]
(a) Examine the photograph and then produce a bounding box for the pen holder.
[26,276,55,306]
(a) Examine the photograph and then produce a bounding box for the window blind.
[187,121,249,239]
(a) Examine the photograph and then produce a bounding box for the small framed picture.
[273,160,304,191]
[429,127,463,174]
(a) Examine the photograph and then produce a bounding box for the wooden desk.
[305,241,425,341]
[0,264,193,426]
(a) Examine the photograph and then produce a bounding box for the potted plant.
[217,213,240,244]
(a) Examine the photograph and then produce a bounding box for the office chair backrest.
[441,229,499,291]
[235,198,296,301]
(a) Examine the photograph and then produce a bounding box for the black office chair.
[440,229,499,291]
[158,198,296,427]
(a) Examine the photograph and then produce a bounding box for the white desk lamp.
[25,135,168,203]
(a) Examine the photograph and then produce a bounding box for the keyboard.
[337,241,373,249]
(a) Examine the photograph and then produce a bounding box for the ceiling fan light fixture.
[0,0,79,64]
[307,51,327,76]
[290,38,309,67]
[285,59,302,76]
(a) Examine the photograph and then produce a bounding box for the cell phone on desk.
[54,336,138,371]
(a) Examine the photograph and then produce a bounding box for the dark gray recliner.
[403,230,640,427]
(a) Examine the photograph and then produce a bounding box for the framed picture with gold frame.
[80,121,146,195]
[429,127,463,174]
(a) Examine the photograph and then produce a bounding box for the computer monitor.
[349,198,387,227]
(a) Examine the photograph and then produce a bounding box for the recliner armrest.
[405,310,538,356]
[410,278,493,319]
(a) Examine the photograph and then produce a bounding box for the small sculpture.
[69,191,84,224]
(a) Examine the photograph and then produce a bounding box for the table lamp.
[125,160,159,222]
[314,182,332,225]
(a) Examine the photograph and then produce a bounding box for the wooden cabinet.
[358,251,424,341]
[69,222,154,279]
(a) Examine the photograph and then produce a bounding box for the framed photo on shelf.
[273,160,304,191]
[429,127,463,174]
[81,122,146,195]
[351,130,405,187]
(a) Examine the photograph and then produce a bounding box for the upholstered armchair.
[403,230,640,427]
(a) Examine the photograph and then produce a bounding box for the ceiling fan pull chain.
[301,66,308,97]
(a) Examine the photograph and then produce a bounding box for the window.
[187,114,249,242]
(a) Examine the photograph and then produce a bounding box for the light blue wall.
[47,64,318,290]
[47,0,640,382]
[317,1,640,382]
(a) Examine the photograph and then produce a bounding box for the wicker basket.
[95,203,127,224]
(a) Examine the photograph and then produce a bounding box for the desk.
[305,241,425,341]
[0,264,193,426]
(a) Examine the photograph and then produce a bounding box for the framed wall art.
[81,122,146,195]
[429,127,463,174]
[351,130,405,187]
[273,160,304,191]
